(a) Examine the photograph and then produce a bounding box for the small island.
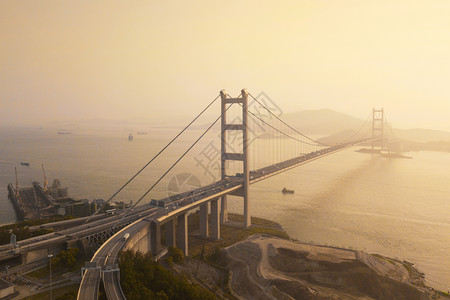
[355,148,413,159]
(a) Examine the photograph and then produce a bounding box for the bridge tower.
[220,89,251,228]
[371,108,384,152]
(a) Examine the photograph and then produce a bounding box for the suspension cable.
[383,112,398,140]
[339,112,372,144]
[244,104,324,147]
[85,94,220,223]
[248,92,329,146]
[115,104,234,225]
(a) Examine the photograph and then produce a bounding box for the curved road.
[78,218,154,300]
[79,139,374,299]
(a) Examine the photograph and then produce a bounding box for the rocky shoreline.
[223,235,438,299]
[173,214,449,299]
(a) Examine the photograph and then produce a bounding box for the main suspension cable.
[248,92,330,146]
[115,104,234,225]
[383,112,398,140]
[85,94,220,223]
[245,105,325,147]
[339,112,372,144]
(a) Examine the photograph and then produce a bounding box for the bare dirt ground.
[223,235,440,300]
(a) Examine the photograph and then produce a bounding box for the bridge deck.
[154,139,369,223]
[16,138,375,299]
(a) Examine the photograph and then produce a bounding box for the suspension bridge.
[73,89,398,299]
[0,89,395,299]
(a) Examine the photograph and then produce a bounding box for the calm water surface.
[0,128,448,291]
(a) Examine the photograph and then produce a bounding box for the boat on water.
[137,131,148,135]
[20,162,30,166]
[282,187,294,194]
[57,130,72,134]
[128,133,133,141]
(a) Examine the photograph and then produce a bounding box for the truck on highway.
[106,209,118,216]
[123,233,130,241]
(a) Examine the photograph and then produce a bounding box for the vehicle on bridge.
[106,209,118,216]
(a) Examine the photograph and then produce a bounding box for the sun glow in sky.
[1,1,450,130]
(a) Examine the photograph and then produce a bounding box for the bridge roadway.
[78,213,169,300]
[80,138,374,299]
[77,221,133,300]
[28,213,108,231]
[0,204,158,265]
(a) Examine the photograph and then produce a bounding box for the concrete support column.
[176,213,188,257]
[220,195,228,224]
[165,219,176,248]
[150,221,161,256]
[199,203,209,237]
[211,198,220,240]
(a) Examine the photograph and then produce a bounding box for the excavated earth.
[224,235,434,300]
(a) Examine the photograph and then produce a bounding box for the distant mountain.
[283,109,450,143]
[282,109,365,135]
[317,129,369,145]
[392,128,450,143]
[318,128,450,153]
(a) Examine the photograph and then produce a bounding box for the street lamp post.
[48,254,53,300]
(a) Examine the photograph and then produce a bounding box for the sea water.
[0,127,448,291]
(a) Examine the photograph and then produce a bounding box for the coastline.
[174,213,449,299]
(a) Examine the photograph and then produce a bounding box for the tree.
[119,250,216,299]
[51,248,80,270]
[168,246,184,264]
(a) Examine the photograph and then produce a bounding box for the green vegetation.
[0,227,53,245]
[116,214,288,299]
[0,215,75,245]
[23,283,79,300]
[167,246,184,264]
[27,248,81,279]
[119,250,216,300]
[2,215,74,229]
[51,247,80,270]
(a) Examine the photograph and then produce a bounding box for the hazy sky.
[1,1,449,130]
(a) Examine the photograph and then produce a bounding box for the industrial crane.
[42,164,48,192]
[14,167,21,201]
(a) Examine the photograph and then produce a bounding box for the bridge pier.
[176,213,188,257]
[220,195,228,224]
[199,203,209,237]
[150,221,161,256]
[165,219,176,248]
[211,198,220,240]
